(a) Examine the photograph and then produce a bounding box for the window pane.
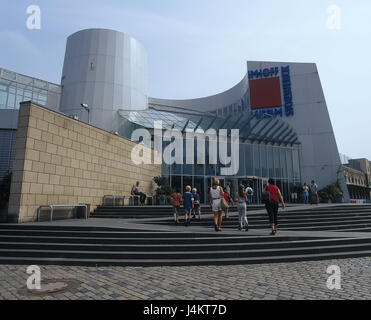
[24,90,32,99]
[0,91,7,109]
[49,83,61,93]
[261,144,267,177]
[171,176,182,194]
[0,79,10,91]
[293,149,300,181]
[194,138,205,176]
[183,176,192,193]
[274,147,280,178]
[162,140,170,176]
[17,74,33,85]
[37,92,47,105]
[2,70,16,80]
[15,95,23,109]
[194,176,205,203]
[267,145,274,178]
[6,93,15,109]
[205,140,215,176]
[286,149,293,181]
[16,87,24,97]
[280,148,287,178]
[254,144,260,177]
[9,86,16,94]
[34,79,47,89]
[245,144,253,176]
[183,140,193,175]
[237,143,244,176]
[171,163,182,175]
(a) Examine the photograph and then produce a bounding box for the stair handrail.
[37,204,88,222]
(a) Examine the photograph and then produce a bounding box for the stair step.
[0,250,370,266]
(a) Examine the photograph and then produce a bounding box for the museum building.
[0,28,350,205]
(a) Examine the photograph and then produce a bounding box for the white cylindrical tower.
[60,28,148,131]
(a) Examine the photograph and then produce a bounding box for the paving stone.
[0,257,370,300]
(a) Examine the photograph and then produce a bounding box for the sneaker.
[245,226,249,232]
[215,225,218,231]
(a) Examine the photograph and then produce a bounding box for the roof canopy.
[117,106,299,146]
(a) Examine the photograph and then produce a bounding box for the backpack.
[261,190,270,204]
[247,188,253,195]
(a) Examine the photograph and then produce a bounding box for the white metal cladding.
[147,60,349,201]
[59,28,148,131]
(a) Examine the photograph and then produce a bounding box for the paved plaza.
[0,257,370,300]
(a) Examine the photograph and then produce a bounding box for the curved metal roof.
[117,107,299,146]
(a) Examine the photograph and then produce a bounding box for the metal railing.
[102,195,125,207]
[37,204,88,222]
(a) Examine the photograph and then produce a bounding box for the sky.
[0,0,370,159]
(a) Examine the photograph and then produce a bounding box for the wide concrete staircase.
[90,205,263,219]
[145,205,371,233]
[0,205,370,266]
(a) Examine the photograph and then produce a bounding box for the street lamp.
[80,103,90,124]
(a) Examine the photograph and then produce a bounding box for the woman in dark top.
[192,188,201,219]
[266,179,285,235]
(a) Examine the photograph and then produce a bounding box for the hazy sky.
[0,0,370,159]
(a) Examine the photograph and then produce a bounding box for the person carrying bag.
[266,179,285,235]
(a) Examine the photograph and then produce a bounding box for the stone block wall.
[8,102,160,223]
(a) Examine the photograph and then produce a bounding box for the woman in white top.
[234,185,249,231]
[209,178,224,231]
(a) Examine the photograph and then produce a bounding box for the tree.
[153,176,173,204]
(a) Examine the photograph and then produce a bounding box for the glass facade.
[115,104,302,204]
[162,141,300,204]
[0,129,16,179]
[0,68,61,110]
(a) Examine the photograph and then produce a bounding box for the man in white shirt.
[310,180,319,205]
[245,185,254,205]
[132,181,147,205]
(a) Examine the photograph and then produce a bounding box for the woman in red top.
[223,190,234,219]
[171,190,183,224]
[267,178,285,235]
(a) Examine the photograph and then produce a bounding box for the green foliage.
[153,176,173,202]
[318,180,343,203]
[153,176,169,188]
[0,172,12,208]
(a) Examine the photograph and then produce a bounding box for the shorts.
[173,205,180,214]
[212,199,222,212]
[184,207,192,214]
[291,193,297,200]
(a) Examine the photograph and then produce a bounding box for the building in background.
[0,28,351,203]
[60,29,148,130]
[343,158,371,202]
[0,68,61,178]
